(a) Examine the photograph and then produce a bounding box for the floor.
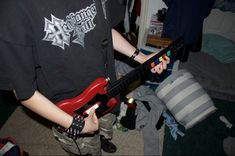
[0,106,165,156]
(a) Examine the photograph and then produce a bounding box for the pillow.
[156,69,217,129]
[201,33,235,63]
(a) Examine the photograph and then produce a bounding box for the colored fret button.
[151,62,155,68]
[159,56,163,62]
[155,59,159,64]
[166,50,171,56]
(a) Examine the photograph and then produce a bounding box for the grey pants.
[52,113,116,155]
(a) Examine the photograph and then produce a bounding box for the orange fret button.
[151,62,155,68]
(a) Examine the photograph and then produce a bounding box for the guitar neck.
[107,37,184,98]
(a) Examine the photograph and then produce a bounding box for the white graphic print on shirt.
[43,3,97,49]
[101,0,108,19]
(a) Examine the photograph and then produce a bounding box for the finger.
[88,108,99,126]
[156,64,163,74]
[164,56,170,64]
[151,65,157,73]
[88,108,95,118]
[162,60,167,70]
[151,67,156,73]
[92,112,99,125]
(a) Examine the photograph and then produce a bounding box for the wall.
[137,0,166,48]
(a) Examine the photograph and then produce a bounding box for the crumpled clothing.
[132,85,166,156]
[162,111,185,140]
[115,59,134,76]
[114,59,177,154]
[132,85,166,130]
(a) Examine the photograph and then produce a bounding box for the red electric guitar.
[56,38,184,117]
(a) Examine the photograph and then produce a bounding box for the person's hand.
[137,52,170,74]
[150,55,170,74]
[81,108,99,134]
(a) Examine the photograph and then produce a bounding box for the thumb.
[92,111,98,124]
[87,108,99,124]
[87,108,95,118]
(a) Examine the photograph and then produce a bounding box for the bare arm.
[111,29,170,73]
[111,29,145,63]
[20,90,73,128]
[20,90,98,133]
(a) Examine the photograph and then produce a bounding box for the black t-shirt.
[0,0,124,102]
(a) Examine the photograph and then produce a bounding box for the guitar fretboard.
[107,37,184,98]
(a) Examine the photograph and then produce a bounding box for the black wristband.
[131,49,140,59]
[65,114,85,139]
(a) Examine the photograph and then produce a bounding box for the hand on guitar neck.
[149,54,170,74]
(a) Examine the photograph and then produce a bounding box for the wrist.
[130,48,140,60]
[65,114,85,139]
[132,50,146,64]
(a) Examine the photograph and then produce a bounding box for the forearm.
[112,29,146,64]
[20,90,72,129]
[112,29,170,74]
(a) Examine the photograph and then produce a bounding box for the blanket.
[179,52,235,102]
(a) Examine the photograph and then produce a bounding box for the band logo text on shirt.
[43,3,97,49]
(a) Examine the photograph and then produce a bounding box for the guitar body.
[56,77,118,117]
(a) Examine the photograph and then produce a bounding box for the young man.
[0,0,169,155]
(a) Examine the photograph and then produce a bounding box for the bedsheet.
[179,52,235,102]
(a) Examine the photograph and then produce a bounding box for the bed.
[178,7,235,102]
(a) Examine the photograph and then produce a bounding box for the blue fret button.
[166,50,171,56]
[155,59,159,64]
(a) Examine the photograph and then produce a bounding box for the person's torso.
[24,0,115,101]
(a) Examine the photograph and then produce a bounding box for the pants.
[52,113,116,155]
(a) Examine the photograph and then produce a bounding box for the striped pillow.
[156,69,217,129]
